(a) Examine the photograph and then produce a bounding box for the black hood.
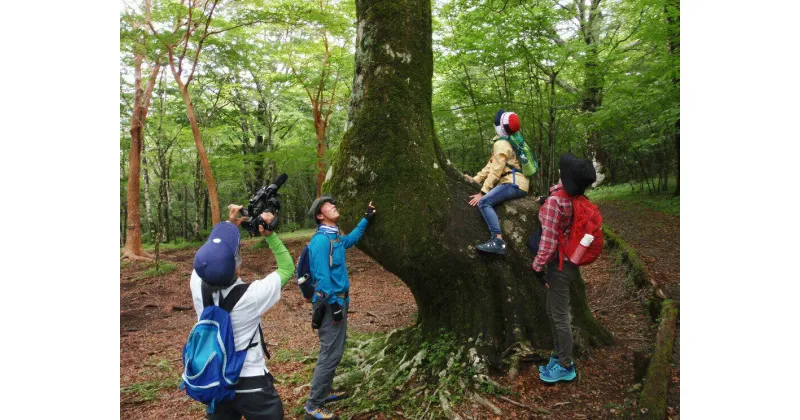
[559,153,596,196]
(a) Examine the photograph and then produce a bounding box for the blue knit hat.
[193,222,241,287]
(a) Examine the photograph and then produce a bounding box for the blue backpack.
[180,283,268,413]
[296,232,338,300]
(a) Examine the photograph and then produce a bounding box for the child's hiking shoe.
[538,355,559,374]
[304,404,339,420]
[539,362,576,383]
[476,237,506,255]
[326,390,350,403]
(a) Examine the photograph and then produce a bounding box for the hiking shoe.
[476,237,506,254]
[326,390,350,403]
[304,404,339,420]
[539,362,576,383]
[538,355,559,374]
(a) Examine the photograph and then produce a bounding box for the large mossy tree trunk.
[327,0,611,366]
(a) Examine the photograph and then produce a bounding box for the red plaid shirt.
[532,183,573,271]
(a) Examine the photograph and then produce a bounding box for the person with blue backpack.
[302,195,376,420]
[182,204,294,419]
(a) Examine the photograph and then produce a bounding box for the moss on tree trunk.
[326,0,610,364]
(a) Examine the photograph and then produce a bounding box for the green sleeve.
[264,232,294,287]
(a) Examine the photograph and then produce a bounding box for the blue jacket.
[309,218,369,306]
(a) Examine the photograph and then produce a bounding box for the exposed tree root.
[496,395,553,415]
[120,250,154,261]
[470,392,502,415]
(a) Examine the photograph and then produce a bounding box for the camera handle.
[264,214,279,232]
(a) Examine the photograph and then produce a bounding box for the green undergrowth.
[276,228,317,242]
[135,262,177,280]
[134,228,315,254]
[142,239,204,252]
[588,180,680,217]
[246,228,317,249]
[309,327,511,419]
[121,358,180,403]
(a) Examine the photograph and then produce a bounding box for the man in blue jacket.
[304,195,376,420]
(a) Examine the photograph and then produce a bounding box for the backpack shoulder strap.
[215,283,271,358]
[258,324,270,359]
[200,283,215,308]
[219,283,250,313]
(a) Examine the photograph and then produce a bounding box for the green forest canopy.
[120,0,678,245]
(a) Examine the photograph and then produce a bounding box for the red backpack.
[553,189,603,271]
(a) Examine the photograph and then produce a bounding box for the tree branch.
[186,0,220,87]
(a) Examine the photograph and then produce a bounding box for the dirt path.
[595,201,680,301]
[595,199,681,418]
[121,223,669,419]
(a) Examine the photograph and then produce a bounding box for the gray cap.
[308,195,337,219]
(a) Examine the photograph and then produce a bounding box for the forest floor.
[593,199,681,419]
[120,200,679,419]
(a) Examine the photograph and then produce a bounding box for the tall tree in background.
[122,0,160,261]
[576,0,608,183]
[152,0,224,225]
[287,0,352,197]
[665,0,679,195]
[328,0,610,363]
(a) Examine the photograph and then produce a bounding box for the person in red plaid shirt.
[532,153,597,384]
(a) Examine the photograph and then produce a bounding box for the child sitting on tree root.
[464,110,530,255]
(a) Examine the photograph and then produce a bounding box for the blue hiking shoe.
[538,355,559,374]
[326,390,350,403]
[476,237,506,255]
[539,362,576,383]
[304,404,339,420]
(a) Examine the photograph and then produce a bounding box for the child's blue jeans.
[478,183,527,235]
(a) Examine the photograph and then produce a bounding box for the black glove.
[537,195,547,205]
[311,302,326,330]
[365,203,376,221]
[533,268,547,286]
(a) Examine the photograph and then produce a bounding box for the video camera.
[239,173,288,236]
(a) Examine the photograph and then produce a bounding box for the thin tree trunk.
[142,136,155,238]
[121,0,159,260]
[547,73,558,188]
[578,0,608,185]
[157,0,223,225]
[183,183,189,240]
[315,113,327,198]
[204,192,209,230]
[172,78,221,225]
[194,154,202,240]
[460,64,486,160]
[121,198,127,247]
[165,162,172,243]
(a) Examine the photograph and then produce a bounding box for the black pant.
[545,259,578,367]
[207,373,284,420]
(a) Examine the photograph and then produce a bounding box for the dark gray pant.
[307,299,348,410]
[207,373,283,420]
[545,259,578,367]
